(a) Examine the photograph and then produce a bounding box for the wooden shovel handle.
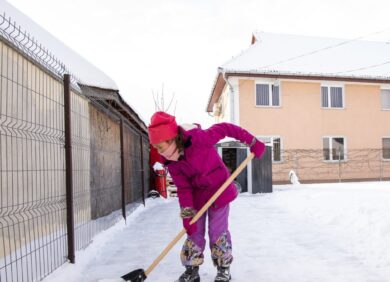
[145,152,255,276]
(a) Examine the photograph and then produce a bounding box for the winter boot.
[214,266,231,282]
[175,266,200,282]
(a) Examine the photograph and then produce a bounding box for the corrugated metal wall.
[89,105,121,219]
[252,146,273,193]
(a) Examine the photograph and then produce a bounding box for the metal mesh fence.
[71,91,93,252]
[141,136,150,201]
[273,149,390,183]
[0,13,149,282]
[121,121,150,216]
[0,40,68,281]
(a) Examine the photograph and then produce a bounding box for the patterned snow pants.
[180,204,232,267]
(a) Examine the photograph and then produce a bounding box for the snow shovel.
[121,152,255,282]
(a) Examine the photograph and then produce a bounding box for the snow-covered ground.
[43,181,390,282]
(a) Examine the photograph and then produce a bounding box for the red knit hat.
[148,111,178,144]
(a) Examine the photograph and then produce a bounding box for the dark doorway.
[222,147,248,192]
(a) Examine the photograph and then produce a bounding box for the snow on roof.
[1,0,118,90]
[220,31,390,80]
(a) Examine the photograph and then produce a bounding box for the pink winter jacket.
[165,122,263,211]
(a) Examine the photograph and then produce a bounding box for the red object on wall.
[150,145,163,166]
[149,145,161,192]
[149,145,167,198]
[155,168,167,198]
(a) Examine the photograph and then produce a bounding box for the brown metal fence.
[0,13,149,282]
[273,149,390,183]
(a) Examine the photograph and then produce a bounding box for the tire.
[148,190,160,199]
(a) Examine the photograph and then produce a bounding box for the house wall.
[215,84,231,123]
[237,78,390,182]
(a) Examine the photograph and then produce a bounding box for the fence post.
[380,149,383,181]
[120,119,126,220]
[140,136,146,206]
[338,148,341,183]
[64,74,75,263]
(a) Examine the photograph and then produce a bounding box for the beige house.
[207,32,390,183]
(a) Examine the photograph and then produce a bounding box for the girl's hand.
[250,139,266,158]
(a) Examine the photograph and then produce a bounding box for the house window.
[258,136,282,162]
[381,89,390,110]
[323,137,345,161]
[321,86,343,108]
[383,138,390,160]
[256,84,280,107]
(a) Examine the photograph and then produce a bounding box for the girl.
[148,111,265,282]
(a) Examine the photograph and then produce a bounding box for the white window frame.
[380,88,390,110]
[321,84,345,109]
[255,82,281,108]
[382,137,390,161]
[257,135,283,163]
[322,136,348,162]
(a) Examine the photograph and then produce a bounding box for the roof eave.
[221,71,390,84]
[79,84,148,132]
[206,72,226,112]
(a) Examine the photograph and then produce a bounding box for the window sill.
[323,160,348,163]
[321,107,345,110]
[255,105,281,108]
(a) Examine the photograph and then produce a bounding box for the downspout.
[221,69,252,193]
[221,69,236,124]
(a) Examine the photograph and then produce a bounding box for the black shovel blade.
[121,268,147,282]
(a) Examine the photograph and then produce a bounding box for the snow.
[221,32,390,80]
[1,0,118,90]
[42,181,390,282]
[152,162,164,171]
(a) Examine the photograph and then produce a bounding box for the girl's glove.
[183,217,197,236]
[250,138,266,158]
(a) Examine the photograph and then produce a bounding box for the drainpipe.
[220,69,251,193]
[221,69,236,124]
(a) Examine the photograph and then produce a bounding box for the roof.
[1,0,118,90]
[224,31,390,79]
[80,85,148,132]
[207,31,390,112]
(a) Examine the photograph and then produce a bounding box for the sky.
[6,0,390,127]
